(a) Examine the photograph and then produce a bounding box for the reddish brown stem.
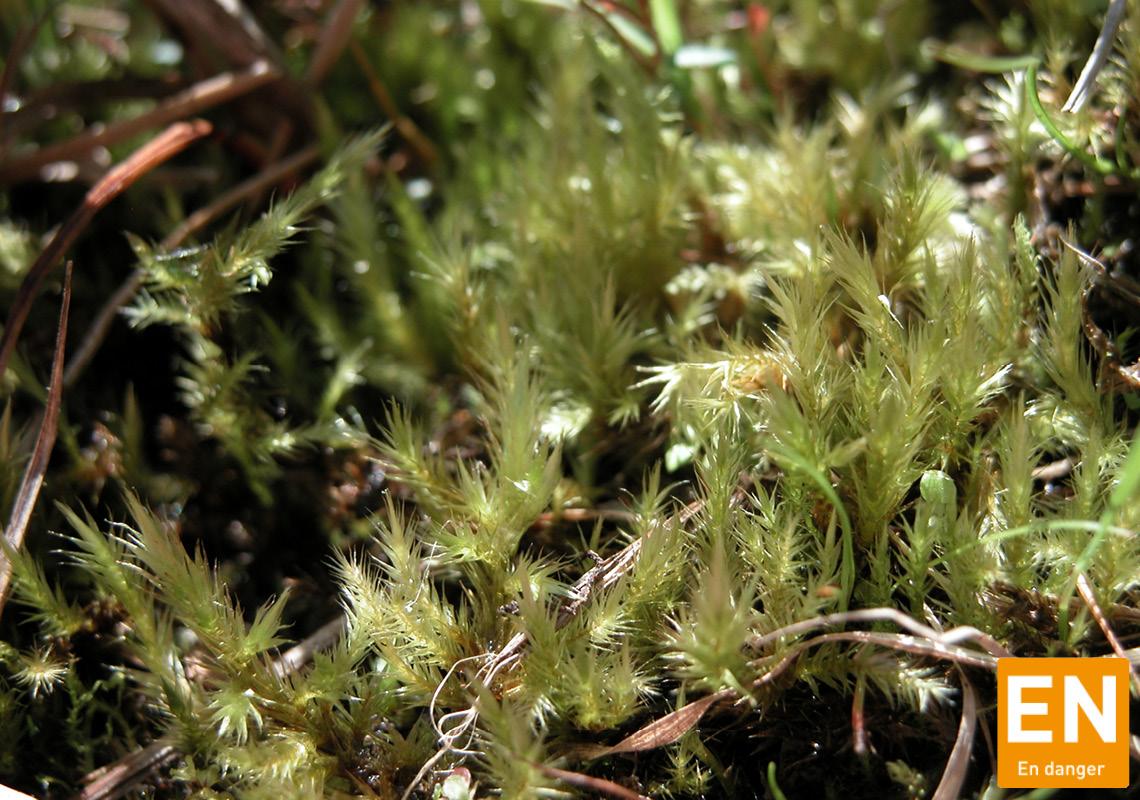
[851,673,868,756]
[349,40,439,166]
[0,63,272,184]
[532,763,650,800]
[0,120,212,379]
[140,0,282,72]
[5,76,189,142]
[0,264,72,617]
[305,0,366,86]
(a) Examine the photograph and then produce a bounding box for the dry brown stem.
[0,120,212,378]
[0,63,274,185]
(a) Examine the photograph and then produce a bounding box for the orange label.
[997,658,1130,788]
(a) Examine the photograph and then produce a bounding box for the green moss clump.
[1,1,1139,797]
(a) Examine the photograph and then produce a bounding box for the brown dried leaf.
[577,689,735,760]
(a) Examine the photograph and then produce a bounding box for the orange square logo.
[998,658,1130,788]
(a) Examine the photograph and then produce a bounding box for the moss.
[1,1,1138,797]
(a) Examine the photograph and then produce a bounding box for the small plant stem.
[169,143,320,249]
[1075,573,1140,695]
[142,0,283,69]
[531,763,650,800]
[767,762,788,800]
[931,673,977,800]
[851,673,867,756]
[0,62,276,184]
[349,40,439,166]
[305,0,366,86]
[10,76,188,120]
[0,120,212,380]
[748,607,1012,659]
[1026,64,1118,177]
[0,264,72,618]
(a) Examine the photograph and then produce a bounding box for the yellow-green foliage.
[1,1,1139,798]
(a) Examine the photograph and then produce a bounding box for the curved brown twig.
[0,63,272,185]
[0,120,212,380]
[305,0,366,86]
